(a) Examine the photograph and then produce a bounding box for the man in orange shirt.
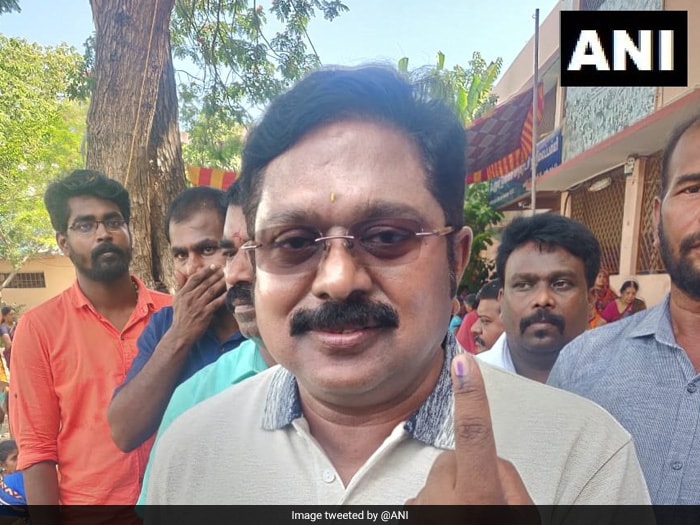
[9,169,171,505]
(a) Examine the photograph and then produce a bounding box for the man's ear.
[56,231,69,256]
[453,226,472,282]
[652,196,662,250]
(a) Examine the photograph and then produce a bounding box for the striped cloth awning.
[186,166,238,190]
[466,84,544,184]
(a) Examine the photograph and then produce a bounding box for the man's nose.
[471,319,483,336]
[184,253,205,276]
[532,283,555,308]
[95,221,113,241]
[310,238,372,302]
[224,250,253,287]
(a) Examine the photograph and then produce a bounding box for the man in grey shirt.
[549,114,700,504]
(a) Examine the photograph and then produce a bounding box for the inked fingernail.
[455,359,465,378]
[454,357,469,390]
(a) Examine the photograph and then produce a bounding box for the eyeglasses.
[241,218,454,275]
[68,217,127,235]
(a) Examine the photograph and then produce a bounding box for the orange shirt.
[588,310,607,330]
[9,277,171,505]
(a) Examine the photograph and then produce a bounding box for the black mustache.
[225,282,253,313]
[227,282,253,303]
[290,301,399,336]
[91,243,126,261]
[680,231,700,256]
[520,309,565,334]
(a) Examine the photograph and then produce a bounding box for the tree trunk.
[148,43,186,293]
[86,0,183,290]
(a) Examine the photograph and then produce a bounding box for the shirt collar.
[262,331,459,450]
[69,275,158,312]
[625,293,675,344]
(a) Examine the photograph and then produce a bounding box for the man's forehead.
[224,205,248,237]
[67,195,120,217]
[506,243,584,277]
[478,299,500,315]
[667,125,700,186]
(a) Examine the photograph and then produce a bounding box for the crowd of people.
[1,65,699,520]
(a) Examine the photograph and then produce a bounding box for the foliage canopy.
[0,35,87,269]
[399,51,504,293]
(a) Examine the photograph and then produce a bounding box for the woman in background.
[601,279,647,323]
[593,269,618,315]
[0,307,15,369]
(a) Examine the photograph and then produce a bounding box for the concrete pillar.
[618,157,647,276]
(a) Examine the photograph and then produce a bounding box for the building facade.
[484,0,700,306]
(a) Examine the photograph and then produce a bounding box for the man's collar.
[262,332,459,450]
[625,294,673,341]
[69,275,157,310]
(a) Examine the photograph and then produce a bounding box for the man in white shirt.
[144,66,649,512]
[478,214,599,383]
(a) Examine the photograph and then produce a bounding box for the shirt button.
[671,461,683,471]
[321,469,336,483]
[687,383,698,393]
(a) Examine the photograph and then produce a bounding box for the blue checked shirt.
[548,294,700,504]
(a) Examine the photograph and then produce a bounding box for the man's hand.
[407,353,534,506]
[170,264,227,344]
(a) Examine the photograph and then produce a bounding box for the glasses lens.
[72,221,95,233]
[105,218,125,230]
[354,219,422,262]
[256,226,321,274]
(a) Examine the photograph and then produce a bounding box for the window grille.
[570,167,626,274]
[0,272,46,288]
[636,154,665,273]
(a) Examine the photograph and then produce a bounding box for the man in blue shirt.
[108,186,244,452]
[549,115,700,504]
[136,177,274,506]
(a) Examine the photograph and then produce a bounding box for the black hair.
[238,65,467,237]
[476,278,502,302]
[620,280,639,294]
[44,169,130,234]
[164,186,226,243]
[224,178,245,208]
[0,307,11,317]
[496,214,601,289]
[0,440,17,463]
[660,114,700,199]
[464,293,478,309]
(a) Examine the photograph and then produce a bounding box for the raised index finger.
[450,353,502,500]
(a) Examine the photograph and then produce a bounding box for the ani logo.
[560,10,687,87]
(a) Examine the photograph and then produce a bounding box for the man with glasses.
[9,170,171,505]
[108,186,245,454]
[145,67,649,508]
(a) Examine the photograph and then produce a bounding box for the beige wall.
[0,255,75,312]
[660,0,700,106]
